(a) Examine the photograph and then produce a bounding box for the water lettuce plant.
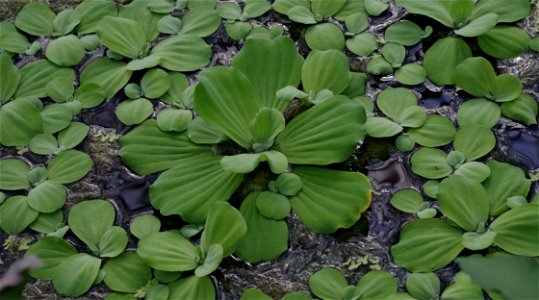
[121,36,371,263]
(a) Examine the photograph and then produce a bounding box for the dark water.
[506,129,539,168]
[420,91,453,109]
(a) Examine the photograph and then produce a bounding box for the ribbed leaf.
[235,192,289,263]
[376,87,417,122]
[232,36,304,111]
[25,237,77,280]
[45,35,86,67]
[195,67,258,148]
[410,148,452,179]
[308,268,347,300]
[408,115,455,147]
[483,160,531,216]
[68,200,114,249]
[76,0,117,34]
[471,0,531,23]
[201,202,247,257]
[97,16,146,59]
[501,93,538,125]
[151,34,212,72]
[138,231,199,272]
[0,196,38,234]
[290,167,371,234]
[27,180,66,213]
[52,253,101,297]
[423,37,471,86]
[47,150,92,184]
[150,155,244,224]
[16,59,73,98]
[478,26,531,59]
[454,13,497,37]
[275,96,365,165]
[0,159,30,190]
[80,58,132,99]
[457,98,500,128]
[453,125,496,161]
[490,204,539,256]
[120,120,211,175]
[180,8,221,37]
[438,175,489,232]
[103,253,152,293]
[454,57,496,98]
[167,276,215,300]
[0,54,20,103]
[391,218,464,272]
[301,50,350,94]
[395,0,453,27]
[0,99,43,146]
[305,23,345,51]
[14,2,55,36]
[356,270,398,299]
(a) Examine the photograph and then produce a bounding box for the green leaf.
[395,64,427,85]
[26,167,48,186]
[46,77,74,103]
[145,284,170,300]
[232,36,303,111]
[29,210,63,234]
[390,189,424,213]
[457,98,500,128]
[14,2,55,36]
[235,192,288,263]
[221,154,261,173]
[217,2,241,19]
[27,181,66,213]
[97,16,146,59]
[356,270,398,299]
[45,35,86,67]
[342,72,368,98]
[305,23,345,51]
[382,43,406,68]
[157,15,182,34]
[242,0,271,19]
[167,275,215,300]
[365,117,403,137]
[365,0,389,16]
[80,58,132,99]
[116,98,154,126]
[226,22,252,40]
[241,288,273,300]
[195,66,257,148]
[0,159,30,190]
[501,93,538,125]
[408,114,456,147]
[399,106,427,128]
[0,196,38,234]
[483,160,531,216]
[276,96,365,165]
[308,268,347,300]
[16,59,73,99]
[151,34,211,72]
[453,125,496,161]
[346,32,378,56]
[275,173,303,196]
[302,50,350,94]
[76,0,117,34]
[58,122,89,149]
[201,202,247,257]
[130,214,161,240]
[68,199,114,249]
[406,273,440,300]
[310,0,346,18]
[25,237,77,280]
[98,226,128,258]
[76,82,106,109]
[52,9,81,35]
[376,87,417,122]
[411,148,452,179]
[180,8,220,37]
[47,150,92,184]
[438,175,489,232]
[395,0,453,27]
[453,162,491,183]
[120,120,210,174]
[160,72,189,107]
[0,22,30,54]
[490,204,539,256]
[187,117,227,144]
[290,167,371,233]
[0,99,43,146]
[478,26,531,59]
[53,253,101,297]
[454,13,497,37]
[195,244,223,277]
[457,253,539,300]
[454,57,496,98]
[140,68,170,99]
[138,231,200,272]
[385,20,432,46]
[156,108,191,132]
[424,37,471,86]
[103,253,152,293]
[150,155,244,224]
[490,74,522,102]
[471,0,531,23]
[0,54,20,103]
[256,191,291,220]
[41,103,73,133]
[461,231,496,250]
[287,6,317,24]
[367,56,394,75]
[391,218,464,272]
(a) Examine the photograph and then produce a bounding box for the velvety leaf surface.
[490,204,539,256]
[98,226,128,258]
[454,57,495,98]
[76,0,117,34]
[200,202,247,257]
[115,98,154,126]
[290,167,371,234]
[167,275,215,300]
[103,253,151,293]
[0,99,43,147]
[233,36,303,111]
[151,34,211,72]
[27,180,66,213]
[150,155,244,224]
[0,54,20,103]
[301,50,350,94]
[408,115,455,147]
[45,35,86,67]
[501,93,538,125]
[390,189,424,213]
[235,193,289,263]
[308,268,347,300]
[25,237,77,280]
[180,8,220,37]
[47,150,92,184]
[15,2,55,36]
[457,99,500,128]
[406,273,440,300]
[423,37,471,86]
[305,23,345,51]
[0,196,38,234]
[478,26,531,59]
[395,0,453,27]
[391,218,464,272]
[410,148,452,179]
[471,0,531,23]
[275,96,365,165]
[0,159,30,190]
[138,231,199,272]
[67,200,115,249]
[80,59,132,99]
[16,59,73,98]
[365,117,403,138]
[120,120,211,175]
[376,87,418,122]
[195,66,258,148]
[97,16,146,59]
[52,253,101,297]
